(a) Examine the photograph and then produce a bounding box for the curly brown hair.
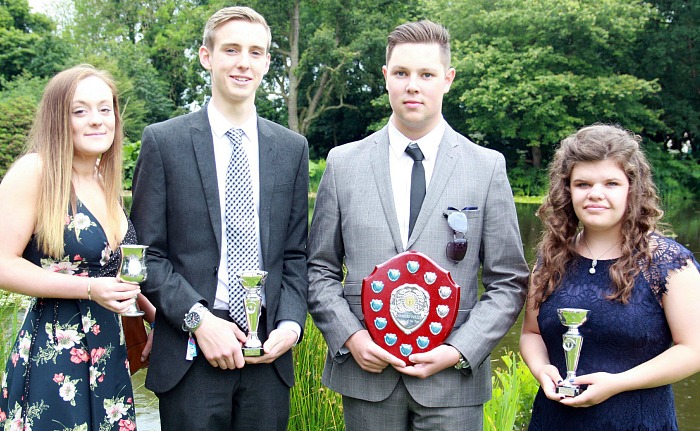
[529,124,664,308]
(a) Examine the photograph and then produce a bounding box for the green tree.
[0,0,68,86]
[243,0,416,156]
[0,74,47,178]
[636,0,700,148]
[430,0,663,167]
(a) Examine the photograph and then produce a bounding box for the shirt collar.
[208,103,258,142]
[387,116,445,161]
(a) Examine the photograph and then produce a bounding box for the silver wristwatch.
[182,303,207,332]
[455,353,471,370]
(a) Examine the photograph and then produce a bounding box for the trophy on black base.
[556,308,590,397]
[236,270,268,357]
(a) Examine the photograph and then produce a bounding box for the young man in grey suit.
[307,20,529,430]
[130,6,308,430]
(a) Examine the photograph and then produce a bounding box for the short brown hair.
[202,6,271,52]
[386,20,451,69]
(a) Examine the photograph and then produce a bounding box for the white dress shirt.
[208,105,264,310]
[207,105,300,341]
[388,117,445,248]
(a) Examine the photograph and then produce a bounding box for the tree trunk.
[287,0,300,133]
[531,145,542,168]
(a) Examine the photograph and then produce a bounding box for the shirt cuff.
[277,320,302,345]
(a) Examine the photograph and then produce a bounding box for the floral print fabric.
[0,201,137,431]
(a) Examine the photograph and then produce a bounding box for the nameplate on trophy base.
[362,251,460,365]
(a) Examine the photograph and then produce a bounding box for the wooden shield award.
[361,251,460,364]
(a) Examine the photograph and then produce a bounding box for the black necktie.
[405,142,425,238]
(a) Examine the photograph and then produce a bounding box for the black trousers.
[156,308,290,431]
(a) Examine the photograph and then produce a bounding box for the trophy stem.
[556,308,590,397]
[237,270,268,357]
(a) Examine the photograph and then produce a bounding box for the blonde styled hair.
[202,6,271,52]
[530,124,664,307]
[28,64,124,258]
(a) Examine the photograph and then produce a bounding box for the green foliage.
[309,158,326,194]
[430,0,663,168]
[644,142,700,202]
[0,0,67,85]
[0,74,47,179]
[122,140,142,191]
[289,315,344,430]
[507,155,549,198]
[483,351,539,431]
[0,292,30,366]
[635,0,700,144]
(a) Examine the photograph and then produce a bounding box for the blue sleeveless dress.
[0,201,137,431]
[528,234,700,431]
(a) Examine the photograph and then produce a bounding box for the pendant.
[589,259,597,274]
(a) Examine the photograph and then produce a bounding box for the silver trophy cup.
[118,245,148,317]
[236,270,268,357]
[556,308,590,397]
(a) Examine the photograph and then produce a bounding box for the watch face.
[185,312,201,330]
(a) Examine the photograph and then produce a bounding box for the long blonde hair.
[28,64,124,258]
[531,124,663,307]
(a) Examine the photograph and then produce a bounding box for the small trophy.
[236,270,268,357]
[118,245,148,317]
[556,308,590,397]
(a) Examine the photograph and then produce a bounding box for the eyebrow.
[72,99,113,106]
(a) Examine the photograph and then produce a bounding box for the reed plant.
[289,315,344,430]
[0,292,30,364]
[483,351,539,431]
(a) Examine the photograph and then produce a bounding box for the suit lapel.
[191,107,222,251]
[370,129,404,253]
[406,126,458,249]
[257,117,274,266]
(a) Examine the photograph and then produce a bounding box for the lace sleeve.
[641,234,700,304]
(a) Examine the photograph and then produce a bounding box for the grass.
[289,315,344,430]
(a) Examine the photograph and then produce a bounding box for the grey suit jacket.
[307,124,528,407]
[130,106,309,394]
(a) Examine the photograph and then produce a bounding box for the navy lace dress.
[528,234,700,431]
[0,201,137,431]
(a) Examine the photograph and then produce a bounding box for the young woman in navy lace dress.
[520,124,700,431]
[0,65,143,430]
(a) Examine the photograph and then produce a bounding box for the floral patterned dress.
[0,201,137,431]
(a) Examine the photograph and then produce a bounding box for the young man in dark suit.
[130,6,308,430]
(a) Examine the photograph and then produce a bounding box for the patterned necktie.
[405,142,425,238]
[225,128,259,330]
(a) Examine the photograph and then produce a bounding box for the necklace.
[580,232,620,274]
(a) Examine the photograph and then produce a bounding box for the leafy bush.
[309,158,326,195]
[122,140,141,191]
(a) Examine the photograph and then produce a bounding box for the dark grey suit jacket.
[308,124,528,407]
[130,106,309,394]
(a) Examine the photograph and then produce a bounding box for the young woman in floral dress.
[0,65,143,431]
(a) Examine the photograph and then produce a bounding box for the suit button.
[213,266,218,276]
